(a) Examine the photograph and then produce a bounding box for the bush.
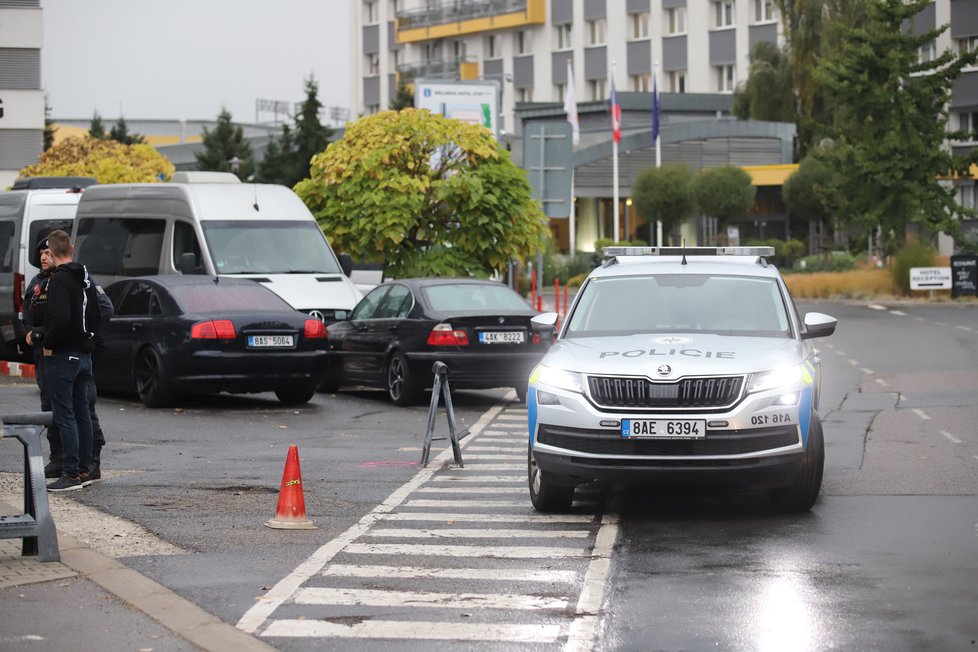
[891,242,938,294]
[792,251,857,273]
[784,269,900,299]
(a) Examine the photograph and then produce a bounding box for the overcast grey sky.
[42,0,351,124]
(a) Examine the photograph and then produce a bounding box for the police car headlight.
[748,364,803,394]
[534,365,584,394]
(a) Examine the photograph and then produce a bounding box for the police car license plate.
[479,331,525,344]
[622,419,705,438]
[248,335,294,348]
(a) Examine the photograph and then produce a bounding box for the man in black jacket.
[24,234,113,481]
[40,230,102,492]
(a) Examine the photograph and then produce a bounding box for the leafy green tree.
[19,136,173,183]
[390,84,415,111]
[693,165,757,231]
[109,115,145,145]
[194,108,255,180]
[631,164,697,245]
[815,0,978,251]
[732,41,796,123]
[89,111,106,139]
[258,75,334,187]
[295,108,548,278]
[781,155,837,226]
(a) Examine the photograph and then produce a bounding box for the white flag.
[564,60,580,145]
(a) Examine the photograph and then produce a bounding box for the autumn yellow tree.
[19,136,174,183]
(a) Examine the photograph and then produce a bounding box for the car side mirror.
[531,312,559,339]
[179,252,198,275]
[801,312,837,340]
[339,253,353,277]
[334,309,349,321]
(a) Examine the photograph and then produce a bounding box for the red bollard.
[530,269,537,310]
[563,285,569,318]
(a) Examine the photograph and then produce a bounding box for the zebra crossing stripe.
[457,464,522,470]
[366,527,590,538]
[294,587,569,610]
[322,563,579,583]
[464,446,524,452]
[404,499,526,507]
[261,619,561,642]
[344,542,590,558]
[429,475,523,482]
[415,486,526,494]
[378,512,593,523]
[461,454,523,460]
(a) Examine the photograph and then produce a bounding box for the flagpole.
[611,61,620,242]
[654,60,662,247]
[566,59,577,255]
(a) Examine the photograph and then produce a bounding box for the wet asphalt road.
[1,299,976,651]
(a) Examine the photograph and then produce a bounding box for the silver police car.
[527,247,837,512]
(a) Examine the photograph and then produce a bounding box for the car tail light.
[13,273,24,316]
[533,333,541,345]
[427,323,469,346]
[304,319,327,339]
[191,319,236,339]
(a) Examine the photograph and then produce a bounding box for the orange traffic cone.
[265,445,316,530]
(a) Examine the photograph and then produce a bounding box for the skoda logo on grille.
[656,364,672,377]
[498,317,506,324]
[308,310,327,323]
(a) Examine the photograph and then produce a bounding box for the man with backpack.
[38,229,102,492]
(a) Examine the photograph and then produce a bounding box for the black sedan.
[324,278,548,405]
[99,276,329,407]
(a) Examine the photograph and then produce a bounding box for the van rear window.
[75,218,166,276]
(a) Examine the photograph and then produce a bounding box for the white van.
[71,174,362,321]
[0,177,97,359]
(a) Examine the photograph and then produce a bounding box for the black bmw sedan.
[98,276,329,407]
[324,278,548,405]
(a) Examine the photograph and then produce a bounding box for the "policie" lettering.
[599,348,735,359]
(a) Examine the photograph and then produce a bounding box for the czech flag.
[610,78,622,144]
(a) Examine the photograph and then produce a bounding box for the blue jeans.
[46,351,93,477]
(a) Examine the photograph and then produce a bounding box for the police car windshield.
[565,274,791,338]
[202,220,342,274]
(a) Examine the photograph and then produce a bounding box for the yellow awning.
[742,163,798,187]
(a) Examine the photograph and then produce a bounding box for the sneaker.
[44,463,63,479]
[80,467,101,487]
[47,474,83,492]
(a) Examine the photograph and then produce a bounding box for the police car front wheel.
[528,447,575,512]
[769,413,825,513]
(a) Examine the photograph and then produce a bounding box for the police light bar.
[603,246,775,257]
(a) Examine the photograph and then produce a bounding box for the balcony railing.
[397,0,530,31]
[396,55,477,82]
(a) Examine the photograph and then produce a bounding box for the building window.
[367,103,380,115]
[716,64,735,91]
[516,30,533,55]
[959,111,978,138]
[517,87,533,102]
[631,11,650,39]
[957,36,978,57]
[669,70,686,93]
[391,50,400,69]
[589,79,606,101]
[487,34,500,59]
[555,23,573,50]
[389,0,401,14]
[918,40,937,64]
[587,18,606,46]
[666,7,686,35]
[631,72,650,92]
[754,0,774,22]
[367,53,380,76]
[365,0,378,24]
[714,0,735,28]
[957,184,977,209]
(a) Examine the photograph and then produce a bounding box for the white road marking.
[378,512,593,523]
[861,368,875,374]
[344,542,591,558]
[890,310,907,316]
[323,563,579,583]
[875,378,890,387]
[459,464,523,470]
[405,499,526,508]
[957,325,973,332]
[236,403,507,634]
[867,304,887,311]
[848,359,859,367]
[912,409,931,420]
[464,446,524,452]
[564,511,621,652]
[496,414,526,420]
[429,475,522,483]
[941,430,963,444]
[366,527,590,539]
[294,587,569,610]
[912,316,925,321]
[461,454,524,460]
[415,486,526,494]
[261,619,561,642]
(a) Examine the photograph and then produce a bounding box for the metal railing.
[396,0,529,31]
[396,55,478,82]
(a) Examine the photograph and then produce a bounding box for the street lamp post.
[229,156,242,175]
